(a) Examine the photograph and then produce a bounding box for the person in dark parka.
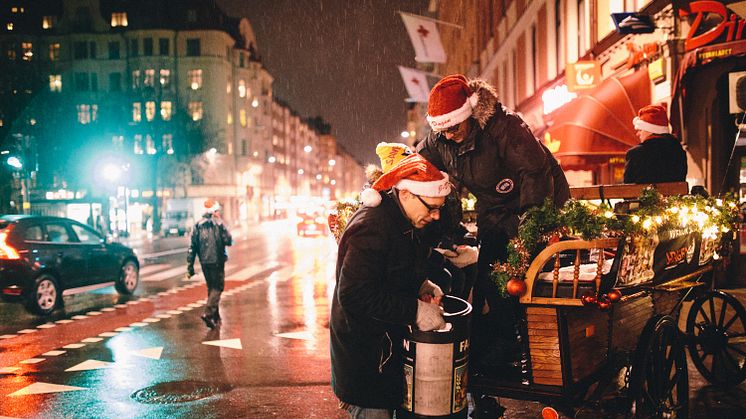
[330,154,451,418]
[624,104,687,184]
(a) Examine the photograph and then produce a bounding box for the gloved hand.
[445,245,478,268]
[187,265,195,278]
[416,300,445,331]
[419,280,444,304]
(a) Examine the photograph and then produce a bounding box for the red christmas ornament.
[548,232,561,245]
[580,291,597,306]
[597,295,612,311]
[607,289,622,303]
[506,278,527,297]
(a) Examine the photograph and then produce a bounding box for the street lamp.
[6,156,22,169]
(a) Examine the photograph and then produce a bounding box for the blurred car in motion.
[0,215,139,315]
[296,209,328,236]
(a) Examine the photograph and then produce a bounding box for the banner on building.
[400,12,446,63]
[566,61,602,91]
[398,66,431,103]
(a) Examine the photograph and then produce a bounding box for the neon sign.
[680,1,746,51]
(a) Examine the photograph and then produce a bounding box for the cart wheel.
[628,315,688,418]
[685,290,746,386]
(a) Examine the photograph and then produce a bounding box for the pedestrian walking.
[187,199,232,329]
[624,104,687,184]
[331,153,451,419]
[416,74,570,374]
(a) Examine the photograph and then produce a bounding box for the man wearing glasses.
[330,153,452,418]
[416,74,570,377]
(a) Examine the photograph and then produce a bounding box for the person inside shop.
[330,153,451,419]
[186,199,233,329]
[416,74,570,375]
[624,104,687,184]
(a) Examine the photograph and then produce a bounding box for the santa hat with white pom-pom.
[360,154,451,207]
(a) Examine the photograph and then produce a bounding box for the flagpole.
[398,11,463,29]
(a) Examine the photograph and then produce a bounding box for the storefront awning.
[544,68,652,170]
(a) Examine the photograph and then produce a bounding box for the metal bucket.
[399,295,472,418]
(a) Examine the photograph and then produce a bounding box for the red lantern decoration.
[607,289,622,303]
[597,295,612,311]
[506,278,527,297]
[580,291,597,307]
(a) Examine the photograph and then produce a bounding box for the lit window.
[132,102,141,122]
[21,42,31,60]
[42,16,55,29]
[145,101,155,121]
[7,23,13,31]
[111,12,128,27]
[144,69,154,87]
[145,135,156,154]
[134,134,143,154]
[188,101,203,121]
[49,43,59,60]
[159,69,170,87]
[160,101,172,121]
[77,104,91,124]
[7,48,16,60]
[188,69,202,90]
[238,80,246,98]
[49,74,61,92]
[112,135,124,149]
[227,112,233,125]
[226,80,231,94]
[92,104,98,122]
[131,69,140,89]
[162,134,173,154]
[240,109,247,127]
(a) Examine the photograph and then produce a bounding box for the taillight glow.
[0,230,20,260]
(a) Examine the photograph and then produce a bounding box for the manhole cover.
[131,380,232,404]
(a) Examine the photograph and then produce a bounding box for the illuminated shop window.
[21,42,32,60]
[162,134,173,154]
[160,101,172,121]
[111,12,128,27]
[132,102,141,122]
[238,79,246,98]
[188,69,202,90]
[145,101,155,121]
[49,74,61,92]
[134,134,143,154]
[188,101,203,121]
[159,69,170,87]
[49,43,59,60]
[144,69,155,87]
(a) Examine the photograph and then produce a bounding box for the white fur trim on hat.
[396,172,451,197]
[426,93,478,131]
[360,187,382,207]
[633,116,670,134]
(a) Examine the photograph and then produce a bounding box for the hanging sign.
[566,61,602,92]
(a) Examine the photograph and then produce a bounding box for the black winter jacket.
[330,191,428,408]
[417,80,569,239]
[623,134,687,184]
[187,214,232,266]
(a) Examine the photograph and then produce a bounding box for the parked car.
[296,209,328,236]
[0,215,139,315]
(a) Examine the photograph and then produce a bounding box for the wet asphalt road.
[1,219,745,418]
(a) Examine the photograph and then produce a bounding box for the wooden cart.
[469,182,746,418]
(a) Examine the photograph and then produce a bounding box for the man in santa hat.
[624,104,687,184]
[416,74,570,373]
[330,153,451,418]
[187,198,233,329]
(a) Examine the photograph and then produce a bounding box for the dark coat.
[417,80,569,239]
[187,214,232,267]
[330,191,427,409]
[623,134,687,184]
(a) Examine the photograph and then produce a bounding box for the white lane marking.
[126,301,140,305]
[140,247,189,259]
[156,314,172,319]
[130,347,163,360]
[178,306,193,311]
[225,263,280,281]
[17,329,37,334]
[0,366,20,374]
[114,327,132,332]
[86,311,102,316]
[19,358,45,364]
[55,320,73,324]
[8,382,86,396]
[65,360,114,372]
[141,265,191,282]
[142,318,160,323]
[100,307,116,312]
[274,331,315,341]
[99,332,118,337]
[81,338,103,343]
[114,304,127,308]
[129,322,148,327]
[62,343,86,349]
[0,335,17,339]
[138,263,171,275]
[167,310,182,315]
[37,323,56,329]
[71,315,88,320]
[202,338,242,350]
[42,350,66,356]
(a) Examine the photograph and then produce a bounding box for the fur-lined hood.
[467,79,499,129]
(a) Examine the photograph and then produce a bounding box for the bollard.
[399,295,472,418]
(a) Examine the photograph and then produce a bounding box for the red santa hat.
[204,198,220,213]
[360,154,451,207]
[633,104,670,135]
[426,74,478,131]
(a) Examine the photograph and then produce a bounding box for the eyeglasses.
[414,194,445,215]
[440,123,461,135]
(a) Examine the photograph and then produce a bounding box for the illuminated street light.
[251,98,259,108]
[6,156,22,169]
[304,145,312,153]
[400,130,410,139]
[316,174,322,180]
[268,156,276,164]
[330,179,336,185]
[102,163,122,182]
[328,159,336,167]
[298,169,304,175]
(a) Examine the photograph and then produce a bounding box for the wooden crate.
[610,294,654,352]
[526,307,562,386]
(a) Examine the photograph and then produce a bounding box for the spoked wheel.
[628,315,688,418]
[115,260,139,295]
[685,290,746,386]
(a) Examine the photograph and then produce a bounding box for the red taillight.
[0,230,20,260]
[2,286,22,296]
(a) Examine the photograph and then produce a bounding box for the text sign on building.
[566,61,602,92]
[680,1,746,51]
[611,13,656,34]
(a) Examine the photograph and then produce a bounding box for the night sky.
[216,0,430,165]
